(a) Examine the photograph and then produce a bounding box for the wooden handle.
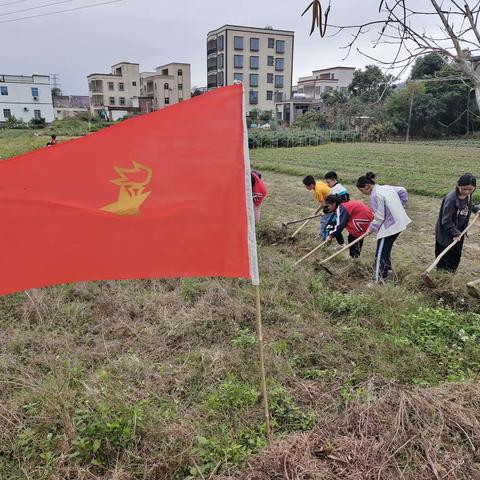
[424,213,480,274]
[285,213,323,227]
[290,205,323,238]
[294,240,329,266]
[320,232,369,265]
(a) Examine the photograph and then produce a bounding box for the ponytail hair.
[356,172,376,189]
[325,194,345,207]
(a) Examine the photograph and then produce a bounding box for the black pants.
[435,239,464,273]
[348,234,364,258]
[375,233,400,282]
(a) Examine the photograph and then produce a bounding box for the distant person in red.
[251,171,267,223]
[324,194,374,258]
[46,134,57,147]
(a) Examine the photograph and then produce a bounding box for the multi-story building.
[296,66,355,99]
[140,63,191,112]
[275,66,356,124]
[206,25,294,114]
[0,74,54,123]
[87,62,141,120]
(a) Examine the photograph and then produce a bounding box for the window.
[250,74,259,87]
[162,68,169,75]
[34,109,41,119]
[268,37,275,48]
[250,37,260,51]
[207,39,217,55]
[234,55,244,68]
[218,71,224,87]
[324,86,333,92]
[31,87,39,97]
[0,86,7,95]
[275,58,284,71]
[119,83,125,91]
[3,109,11,118]
[315,86,321,96]
[164,83,169,90]
[132,81,137,86]
[275,75,284,88]
[164,98,170,105]
[267,56,274,66]
[249,90,258,105]
[266,90,273,101]
[208,73,218,89]
[275,92,284,102]
[108,82,114,91]
[267,73,274,84]
[217,35,224,51]
[250,56,259,69]
[234,36,244,50]
[234,73,243,82]
[119,97,126,106]
[218,53,224,70]
[178,84,183,90]
[340,86,348,94]
[207,57,218,72]
[178,69,183,77]
[109,97,115,105]
[276,40,285,53]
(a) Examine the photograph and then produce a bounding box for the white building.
[140,63,191,112]
[87,62,141,120]
[275,66,356,124]
[296,66,356,99]
[0,74,55,123]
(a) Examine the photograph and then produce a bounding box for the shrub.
[248,129,360,149]
[292,111,328,129]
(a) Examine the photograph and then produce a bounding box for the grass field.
[1,135,480,479]
[251,142,480,198]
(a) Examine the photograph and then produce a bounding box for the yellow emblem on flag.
[101,162,153,216]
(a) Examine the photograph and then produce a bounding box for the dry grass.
[219,378,480,480]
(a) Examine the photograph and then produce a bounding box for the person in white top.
[357,172,411,283]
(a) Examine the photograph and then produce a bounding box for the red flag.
[0,85,259,295]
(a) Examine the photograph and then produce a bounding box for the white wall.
[0,81,54,122]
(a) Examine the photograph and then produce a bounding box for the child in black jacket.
[435,173,479,272]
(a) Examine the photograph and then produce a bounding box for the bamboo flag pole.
[255,284,272,444]
[289,205,323,239]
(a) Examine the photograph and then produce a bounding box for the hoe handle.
[424,213,480,275]
[294,240,329,266]
[320,232,369,265]
[290,205,323,238]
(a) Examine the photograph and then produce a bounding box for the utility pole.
[406,89,414,143]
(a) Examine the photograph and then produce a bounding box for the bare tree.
[302,1,480,107]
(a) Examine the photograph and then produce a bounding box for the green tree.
[349,65,394,103]
[411,53,446,80]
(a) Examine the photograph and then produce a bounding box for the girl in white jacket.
[357,172,411,283]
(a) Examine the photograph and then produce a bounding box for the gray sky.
[1,0,433,94]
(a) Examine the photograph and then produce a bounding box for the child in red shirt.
[251,171,267,223]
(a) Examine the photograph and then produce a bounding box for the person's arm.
[394,186,409,207]
[328,205,348,240]
[470,196,480,214]
[368,192,385,234]
[440,196,462,238]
